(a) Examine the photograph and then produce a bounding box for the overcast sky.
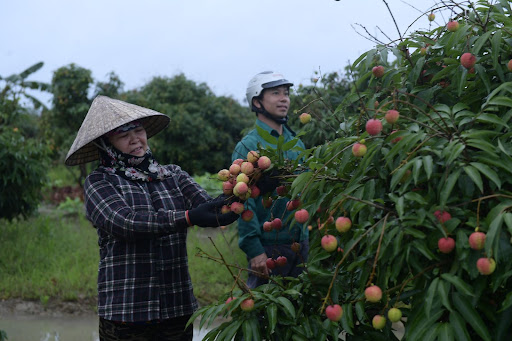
[1,0,448,106]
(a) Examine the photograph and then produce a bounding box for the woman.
[65,95,238,340]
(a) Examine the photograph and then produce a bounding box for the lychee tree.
[190,1,512,340]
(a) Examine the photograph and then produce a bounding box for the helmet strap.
[254,100,288,125]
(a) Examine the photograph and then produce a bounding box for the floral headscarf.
[96,122,171,182]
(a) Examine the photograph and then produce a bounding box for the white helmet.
[245,71,293,108]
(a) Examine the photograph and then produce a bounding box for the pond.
[0,314,214,341]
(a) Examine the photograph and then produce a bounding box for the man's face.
[253,85,290,118]
[108,126,148,156]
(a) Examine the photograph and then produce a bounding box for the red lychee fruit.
[233,182,248,197]
[372,315,386,329]
[508,59,512,72]
[385,110,400,124]
[262,197,273,208]
[221,205,230,214]
[469,231,486,250]
[434,210,451,223]
[241,210,254,222]
[257,156,271,170]
[390,130,402,143]
[229,163,241,176]
[366,119,383,135]
[335,216,352,233]
[276,185,288,196]
[249,185,260,198]
[299,113,312,124]
[291,242,301,253]
[271,218,282,230]
[365,285,383,302]
[232,158,244,166]
[438,237,455,254]
[240,161,254,175]
[460,53,476,69]
[372,65,385,78]
[217,169,230,181]
[476,257,496,275]
[266,258,276,270]
[263,221,273,232]
[276,256,287,267]
[240,298,255,312]
[286,199,301,211]
[294,209,309,224]
[230,202,245,214]
[225,296,236,305]
[352,143,367,157]
[222,181,234,195]
[447,21,459,32]
[428,13,435,21]
[321,235,338,252]
[326,304,343,322]
[247,151,259,163]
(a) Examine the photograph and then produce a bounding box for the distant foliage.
[0,130,49,220]
[0,62,51,221]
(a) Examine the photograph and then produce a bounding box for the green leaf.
[437,279,453,312]
[476,113,509,128]
[441,274,474,296]
[452,293,492,341]
[463,165,484,193]
[500,292,512,312]
[341,303,354,335]
[256,125,278,145]
[439,169,461,207]
[485,213,503,260]
[473,30,493,55]
[449,310,471,341]
[470,162,501,189]
[422,155,433,179]
[425,277,439,318]
[277,296,296,319]
[437,323,455,341]
[266,303,278,333]
[475,64,491,94]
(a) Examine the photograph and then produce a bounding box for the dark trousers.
[99,315,193,341]
[247,240,309,288]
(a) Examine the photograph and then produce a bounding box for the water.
[0,315,213,341]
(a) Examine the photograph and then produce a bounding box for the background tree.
[192,1,512,340]
[123,74,254,175]
[0,63,50,221]
[41,63,93,183]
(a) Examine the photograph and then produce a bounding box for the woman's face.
[108,126,148,156]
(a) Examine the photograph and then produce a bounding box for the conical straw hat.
[65,95,170,166]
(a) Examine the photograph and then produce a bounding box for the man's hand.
[250,253,269,278]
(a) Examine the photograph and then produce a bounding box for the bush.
[0,130,50,220]
[191,2,512,340]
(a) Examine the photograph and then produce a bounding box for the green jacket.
[232,119,308,259]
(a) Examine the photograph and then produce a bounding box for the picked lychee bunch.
[216,150,276,212]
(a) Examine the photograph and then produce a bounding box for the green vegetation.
[0,193,245,308]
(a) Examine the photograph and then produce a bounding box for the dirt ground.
[0,297,96,318]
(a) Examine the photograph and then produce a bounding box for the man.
[232,71,309,288]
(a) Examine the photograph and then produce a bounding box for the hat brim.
[65,96,170,166]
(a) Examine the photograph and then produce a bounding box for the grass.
[0,202,246,307]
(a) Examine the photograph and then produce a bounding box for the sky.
[1,0,447,106]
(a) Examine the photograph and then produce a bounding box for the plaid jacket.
[84,164,211,322]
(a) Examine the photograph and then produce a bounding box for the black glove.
[256,170,281,195]
[187,195,239,227]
